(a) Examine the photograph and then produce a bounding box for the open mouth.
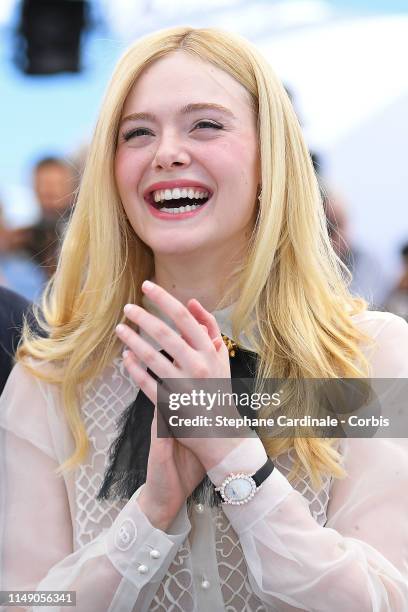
[146,187,211,214]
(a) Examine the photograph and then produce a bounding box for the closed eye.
[122,127,153,141]
[193,120,224,130]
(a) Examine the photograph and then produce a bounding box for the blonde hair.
[18,26,370,485]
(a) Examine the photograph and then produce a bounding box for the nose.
[151,131,191,170]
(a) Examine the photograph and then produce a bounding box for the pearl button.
[201,579,211,590]
[150,549,161,559]
[138,564,149,574]
[195,503,205,514]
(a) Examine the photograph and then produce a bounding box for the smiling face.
[115,51,260,261]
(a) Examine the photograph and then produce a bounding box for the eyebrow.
[120,103,236,124]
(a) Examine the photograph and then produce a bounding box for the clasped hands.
[115,280,245,472]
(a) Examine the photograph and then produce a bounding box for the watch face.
[221,474,257,504]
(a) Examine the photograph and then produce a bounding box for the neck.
[152,248,243,312]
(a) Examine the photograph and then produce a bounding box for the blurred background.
[0,0,407,319]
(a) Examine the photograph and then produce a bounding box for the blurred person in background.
[0,156,75,300]
[323,187,389,308]
[27,156,75,278]
[385,242,408,320]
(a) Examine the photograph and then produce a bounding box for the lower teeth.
[159,203,202,214]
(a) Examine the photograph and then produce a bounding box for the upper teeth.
[152,187,209,203]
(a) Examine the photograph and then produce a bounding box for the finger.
[187,298,223,348]
[185,322,213,341]
[117,324,175,380]
[199,323,211,336]
[187,298,221,339]
[141,281,213,351]
[122,350,157,404]
[181,323,211,345]
[196,321,224,352]
[122,305,197,367]
[212,336,224,352]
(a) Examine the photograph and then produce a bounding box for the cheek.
[114,149,145,199]
[209,136,259,190]
[114,152,144,235]
[114,151,130,197]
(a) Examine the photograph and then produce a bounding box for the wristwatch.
[214,457,274,505]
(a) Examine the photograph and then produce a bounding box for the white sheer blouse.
[1,309,408,612]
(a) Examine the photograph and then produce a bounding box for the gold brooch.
[222,334,238,357]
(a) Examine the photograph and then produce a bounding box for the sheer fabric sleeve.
[0,363,191,612]
[208,313,408,611]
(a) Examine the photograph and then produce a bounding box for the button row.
[195,506,211,591]
[137,549,161,574]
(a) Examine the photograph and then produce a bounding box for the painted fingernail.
[142,280,154,291]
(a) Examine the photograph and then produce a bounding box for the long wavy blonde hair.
[18,26,370,485]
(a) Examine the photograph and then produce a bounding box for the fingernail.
[116,324,125,334]
[122,349,130,359]
[212,336,223,350]
[142,280,154,291]
[124,303,133,314]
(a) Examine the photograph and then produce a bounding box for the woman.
[1,27,408,612]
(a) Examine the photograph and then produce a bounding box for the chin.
[148,239,212,259]
[141,230,211,255]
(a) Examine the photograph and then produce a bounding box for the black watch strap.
[253,457,275,487]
